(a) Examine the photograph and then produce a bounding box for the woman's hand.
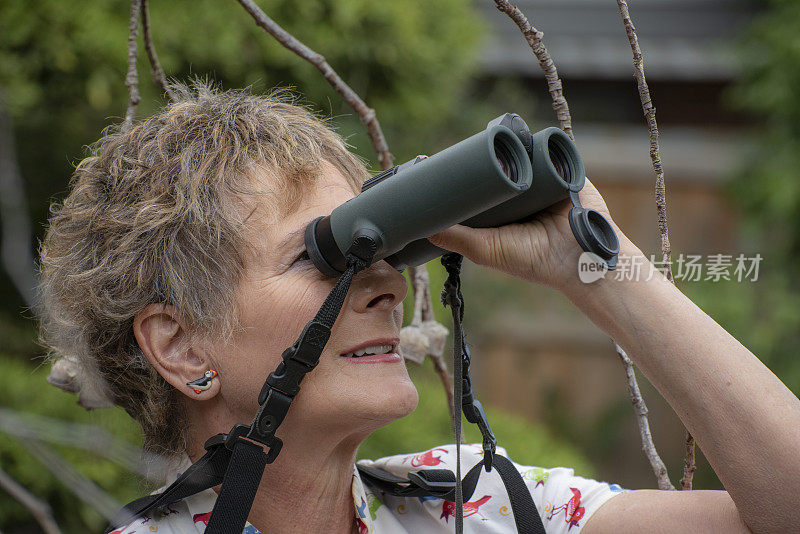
[429,177,625,291]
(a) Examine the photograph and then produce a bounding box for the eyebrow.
[277,219,315,252]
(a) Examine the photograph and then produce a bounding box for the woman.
[40,85,800,533]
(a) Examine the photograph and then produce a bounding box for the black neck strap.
[441,252,500,534]
[205,249,371,534]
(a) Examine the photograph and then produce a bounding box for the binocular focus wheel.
[568,208,620,270]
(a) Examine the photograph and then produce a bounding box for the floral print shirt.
[111,444,625,534]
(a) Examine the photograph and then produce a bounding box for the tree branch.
[680,431,697,491]
[492,0,574,140]
[235,0,393,169]
[615,344,675,490]
[0,89,38,311]
[123,0,142,130]
[615,0,693,489]
[0,467,62,534]
[140,0,176,102]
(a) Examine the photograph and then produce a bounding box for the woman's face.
[208,162,418,443]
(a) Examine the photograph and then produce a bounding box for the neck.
[246,432,362,534]
[187,412,365,534]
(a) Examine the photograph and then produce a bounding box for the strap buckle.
[464,398,497,472]
[246,387,290,463]
[460,344,497,472]
[407,470,456,497]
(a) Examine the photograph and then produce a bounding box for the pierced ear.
[133,304,220,400]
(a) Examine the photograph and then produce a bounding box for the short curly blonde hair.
[39,82,370,455]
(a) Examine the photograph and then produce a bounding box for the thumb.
[429,225,500,268]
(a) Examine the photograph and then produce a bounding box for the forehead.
[245,162,360,255]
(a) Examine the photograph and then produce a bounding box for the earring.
[187,370,218,394]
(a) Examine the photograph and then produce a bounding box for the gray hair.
[39,82,369,455]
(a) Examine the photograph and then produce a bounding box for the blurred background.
[3,0,800,530]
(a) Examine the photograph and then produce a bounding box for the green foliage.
[716,0,800,396]
[0,0,482,177]
[359,364,595,477]
[0,353,147,532]
[728,0,800,264]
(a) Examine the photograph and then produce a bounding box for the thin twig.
[140,0,176,102]
[615,344,675,490]
[0,467,62,534]
[615,0,672,282]
[680,432,697,490]
[492,0,573,140]
[124,0,142,130]
[236,0,393,170]
[615,0,694,489]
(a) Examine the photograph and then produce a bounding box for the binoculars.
[305,113,619,276]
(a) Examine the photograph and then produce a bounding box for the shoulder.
[357,444,627,534]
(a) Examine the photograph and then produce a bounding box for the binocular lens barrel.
[495,138,521,183]
[381,125,586,270]
[305,123,534,277]
[549,136,573,184]
[303,112,612,276]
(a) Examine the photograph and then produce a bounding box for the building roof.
[476,0,762,81]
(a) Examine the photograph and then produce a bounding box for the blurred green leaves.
[0,0,483,167]
[713,0,800,395]
[0,354,147,532]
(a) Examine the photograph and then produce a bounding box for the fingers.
[429,225,499,267]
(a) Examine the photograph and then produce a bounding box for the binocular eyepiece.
[305,113,619,277]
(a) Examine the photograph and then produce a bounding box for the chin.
[350,373,419,427]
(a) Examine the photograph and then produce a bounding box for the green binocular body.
[305,113,596,277]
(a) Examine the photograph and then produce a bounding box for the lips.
[339,338,399,359]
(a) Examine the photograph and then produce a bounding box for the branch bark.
[615,344,674,490]
[615,0,693,489]
[236,0,393,170]
[492,0,574,140]
[124,0,142,130]
[140,0,176,102]
[0,89,38,311]
[680,431,697,491]
[0,467,62,534]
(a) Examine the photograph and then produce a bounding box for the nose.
[347,261,408,313]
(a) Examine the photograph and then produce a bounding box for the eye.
[294,250,310,264]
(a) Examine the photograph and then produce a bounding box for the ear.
[133,304,220,400]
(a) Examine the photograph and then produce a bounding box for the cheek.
[394,302,404,328]
[241,272,329,343]
[216,272,333,404]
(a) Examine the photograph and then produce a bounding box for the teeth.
[343,344,393,357]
